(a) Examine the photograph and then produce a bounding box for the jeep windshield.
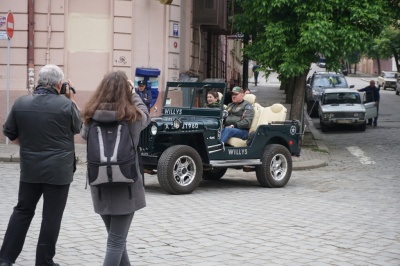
[161,82,226,116]
[312,75,348,88]
[163,82,225,110]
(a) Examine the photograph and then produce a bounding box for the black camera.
[60,82,76,94]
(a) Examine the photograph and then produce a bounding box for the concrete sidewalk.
[0,74,330,170]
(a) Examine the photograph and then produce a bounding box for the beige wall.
[0,0,238,142]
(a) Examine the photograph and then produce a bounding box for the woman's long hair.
[82,71,142,124]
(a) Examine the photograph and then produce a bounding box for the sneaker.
[367,123,372,125]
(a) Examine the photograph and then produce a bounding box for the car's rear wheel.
[383,85,386,90]
[157,145,203,194]
[255,144,292,188]
[396,89,399,95]
[203,168,227,180]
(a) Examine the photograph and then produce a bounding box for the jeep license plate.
[337,120,351,124]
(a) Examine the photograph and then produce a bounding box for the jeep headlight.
[150,124,158,135]
[173,118,183,129]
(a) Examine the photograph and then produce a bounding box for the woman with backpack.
[80,71,151,265]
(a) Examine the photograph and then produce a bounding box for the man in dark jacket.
[1,64,81,266]
[358,80,380,127]
[135,80,152,112]
[220,86,254,143]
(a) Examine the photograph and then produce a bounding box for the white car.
[377,71,398,90]
[318,89,377,132]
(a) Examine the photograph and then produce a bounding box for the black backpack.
[86,120,138,186]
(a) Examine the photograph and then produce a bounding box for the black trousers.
[0,182,70,266]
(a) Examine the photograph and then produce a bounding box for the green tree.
[370,27,400,72]
[234,0,396,121]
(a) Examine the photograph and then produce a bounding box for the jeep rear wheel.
[157,145,203,194]
[256,144,292,188]
[203,168,227,180]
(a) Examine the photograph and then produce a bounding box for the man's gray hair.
[37,64,64,87]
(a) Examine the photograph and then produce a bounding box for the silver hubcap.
[269,154,287,181]
[173,155,196,186]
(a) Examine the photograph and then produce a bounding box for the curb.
[293,159,328,171]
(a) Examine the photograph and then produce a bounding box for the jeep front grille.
[139,125,151,150]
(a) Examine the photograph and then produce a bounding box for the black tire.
[203,168,227,180]
[157,145,203,194]
[320,118,328,132]
[255,144,292,188]
[396,89,399,95]
[359,122,366,131]
[383,85,386,90]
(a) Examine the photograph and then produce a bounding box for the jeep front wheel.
[157,145,203,194]
[255,144,292,188]
[203,168,227,180]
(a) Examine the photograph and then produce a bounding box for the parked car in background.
[318,89,377,132]
[305,71,354,117]
[377,71,398,90]
[396,77,400,95]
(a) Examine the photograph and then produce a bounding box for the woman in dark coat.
[80,71,151,266]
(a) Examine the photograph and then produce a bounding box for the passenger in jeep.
[220,86,254,144]
[204,90,221,108]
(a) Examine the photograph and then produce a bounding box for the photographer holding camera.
[1,64,81,266]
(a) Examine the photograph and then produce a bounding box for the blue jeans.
[220,127,249,143]
[101,213,134,266]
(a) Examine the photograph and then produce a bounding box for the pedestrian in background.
[1,64,81,266]
[135,80,152,112]
[358,80,380,127]
[80,71,151,266]
[252,64,259,86]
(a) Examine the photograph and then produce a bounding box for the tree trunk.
[289,71,308,121]
[286,77,296,104]
[377,57,381,74]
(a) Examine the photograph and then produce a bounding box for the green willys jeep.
[139,81,301,194]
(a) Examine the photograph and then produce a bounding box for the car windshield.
[164,84,224,109]
[323,92,361,105]
[383,72,397,78]
[312,75,348,88]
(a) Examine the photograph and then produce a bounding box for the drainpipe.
[28,0,34,92]
[46,0,52,64]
